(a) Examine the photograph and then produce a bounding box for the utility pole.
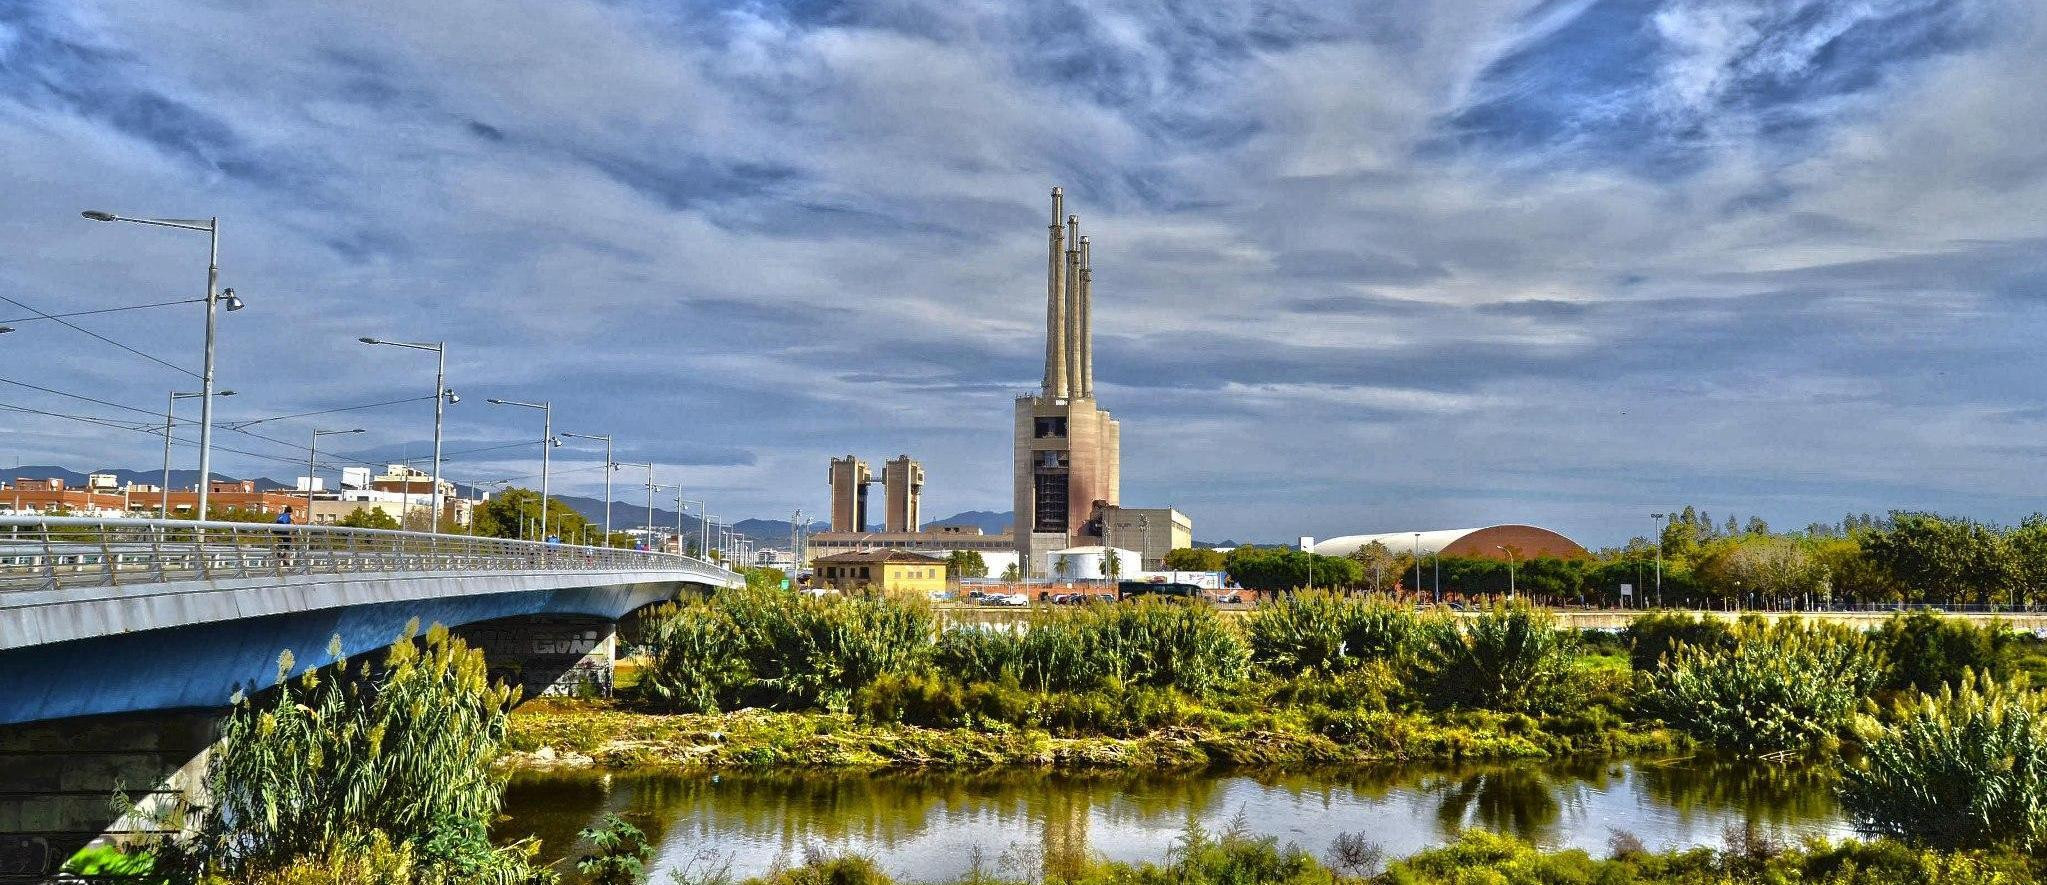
[790,509,805,574]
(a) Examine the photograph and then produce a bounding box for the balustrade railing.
[0,516,731,594]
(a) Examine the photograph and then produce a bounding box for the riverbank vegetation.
[739,828,2041,885]
[513,589,2047,783]
[75,601,2047,882]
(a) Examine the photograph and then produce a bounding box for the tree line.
[1166,506,2047,607]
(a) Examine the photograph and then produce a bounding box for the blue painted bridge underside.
[0,585,674,726]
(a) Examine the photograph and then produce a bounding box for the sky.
[0,0,2043,549]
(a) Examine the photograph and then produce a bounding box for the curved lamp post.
[361,338,455,531]
[485,398,555,540]
[83,210,243,518]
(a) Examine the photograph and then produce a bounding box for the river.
[494,758,1854,881]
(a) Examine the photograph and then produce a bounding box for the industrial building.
[827,456,872,532]
[1099,506,1192,571]
[1303,525,1589,561]
[882,455,922,532]
[828,454,924,533]
[1015,188,1121,574]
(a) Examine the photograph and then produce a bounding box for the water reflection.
[495,759,1852,883]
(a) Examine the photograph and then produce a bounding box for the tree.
[1001,562,1020,581]
[1812,537,1897,603]
[1163,547,1226,571]
[1348,542,1397,592]
[1862,513,2014,605]
[337,506,400,530]
[1103,547,1123,580]
[472,486,592,541]
[1695,538,1827,603]
[2005,514,2047,607]
[945,550,988,579]
[1225,546,1360,593]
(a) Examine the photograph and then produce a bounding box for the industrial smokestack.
[1045,189,1068,398]
[1079,235,1093,398]
[1065,214,1082,399]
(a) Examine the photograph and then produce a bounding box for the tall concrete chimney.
[1064,214,1082,399]
[1078,235,1093,398]
[1044,189,1068,398]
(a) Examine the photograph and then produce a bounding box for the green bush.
[641,586,935,714]
[639,603,746,713]
[938,601,1250,697]
[1415,605,1581,713]
[1623,611,1735,673]
[1382,829,2033,885]
[577,812,654,885]
[722,584,935,713]
[139,624,549,883]
[1244,591,1418,676]
[1844,673,2047,851]
[1641,617,1883,754]
[1871,612,2015,694]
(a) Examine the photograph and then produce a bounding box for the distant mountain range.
[4,464,1014,548]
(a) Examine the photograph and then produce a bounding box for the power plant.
[1014,187,1121,573]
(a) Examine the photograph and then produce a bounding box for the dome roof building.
[1307,524,1588,561]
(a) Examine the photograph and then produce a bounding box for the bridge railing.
[0,516,736,593]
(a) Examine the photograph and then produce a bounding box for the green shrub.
[1641,617,1882,754]
[932,624,1025,685]
[1623,611,1735,673]
[577,813,654,885]
[1871,612,2015,694]
[1382,829,2033,885]
[749,852,894,885]
[1844,673,2047,851]
[639,603,746,713]
[939,601,1250,697]
[722,584,935,713]
[643,586,936,714]
[1415,605,1581,713]
[139,625,549,883]
[1244,591,1418,676]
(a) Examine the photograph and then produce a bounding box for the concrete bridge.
[0,516,741,877]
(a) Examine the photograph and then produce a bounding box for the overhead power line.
[0,294,200,380]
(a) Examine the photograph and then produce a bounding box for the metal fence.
[0,516,732,593]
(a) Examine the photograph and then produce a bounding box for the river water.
[495,759,1855,881]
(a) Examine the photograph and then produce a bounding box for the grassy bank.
[728,828,2041,885]
[503,699,1684,771]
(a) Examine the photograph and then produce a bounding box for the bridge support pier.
[455,615,618,699]
[0,711,214,879]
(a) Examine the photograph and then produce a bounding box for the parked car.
[996,592,1029,606]
[967,590,988,602]
[1211,591,1246,605]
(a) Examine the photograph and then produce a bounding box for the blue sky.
[0,0,2043,547]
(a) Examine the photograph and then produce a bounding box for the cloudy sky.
[1,0,2042,547]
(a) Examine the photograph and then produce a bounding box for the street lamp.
[360,338,455,531]
[1649,512,1669,609]
[614,461,657,549]
[1497,545,1519,599]
[308,428,365,523]
[83,210,242,519]
[1413,532,1422,598]
[163,389,234,516]
[486,398,555,540]
[560,432,614,543]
